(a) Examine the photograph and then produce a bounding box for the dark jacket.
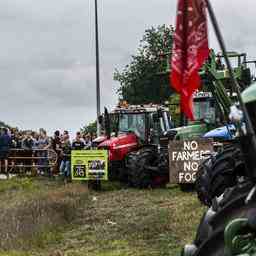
[0,133,12,158]
[61,140,71,161]
[72,140,85,150]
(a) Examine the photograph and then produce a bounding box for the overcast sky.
[1,0,256,136]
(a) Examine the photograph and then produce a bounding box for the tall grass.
[0,179,89,251]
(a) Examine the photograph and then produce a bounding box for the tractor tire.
[194,193,256,256]
[184,181,254,256]
[195,143,245,206]
[193,210,213,247]
[183,231,225,256]
[126,148,157,188]
[194,230,225,256]
[125,151,139,186]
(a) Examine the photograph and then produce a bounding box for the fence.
[0,149,58,177]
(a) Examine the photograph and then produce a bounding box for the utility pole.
[95,0,101,137]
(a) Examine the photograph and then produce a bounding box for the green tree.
[114,25,174,105]
[81,121,97,135]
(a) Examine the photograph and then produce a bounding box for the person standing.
[21,132,35,150]
[51,130,61,175]
[21,131,35,173]
[84,134,92,149]
[72,132,85,150]
[0,128,12,177]
[37,129,50,176]
[32,132,40,150]
[59,132,71,181]
[15,132,23,149]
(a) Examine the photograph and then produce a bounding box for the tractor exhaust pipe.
[104,107,111,139]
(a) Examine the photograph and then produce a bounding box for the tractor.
[94,103,174,185]
[182,80,256,256]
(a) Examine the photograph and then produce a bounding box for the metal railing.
[0,149,58,175]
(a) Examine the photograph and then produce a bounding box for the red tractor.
[92,104,175,186]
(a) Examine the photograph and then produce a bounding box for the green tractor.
[182,81,256,256]
[169,50,251,140]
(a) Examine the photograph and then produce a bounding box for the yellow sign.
[71,150,108,181]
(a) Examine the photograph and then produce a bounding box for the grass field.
[0,178,205,256]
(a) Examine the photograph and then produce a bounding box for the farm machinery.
[93,50,253,188]
[94,104,174,186]
[182,80,256,256]
[128,50,252,188]
[194,56,256,206]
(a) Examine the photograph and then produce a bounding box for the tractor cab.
[100,103,173,144]
[190,91,216,125]
[117,111,147,142]
[169,91,218,140]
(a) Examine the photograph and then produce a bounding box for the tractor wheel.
[182,230,225,256]
[185,181,254,255]
[194,230,225,256]
[194,195,256,256]
[127,148,157,188]
[192,167,250,251]
[195,143,245,206]
[193,211,213,247]
[125,151,139,186]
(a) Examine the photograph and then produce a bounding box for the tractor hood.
[98,133,138,161]
[170,124,208,140]
[98,133,137,149]
[203,125,235,140]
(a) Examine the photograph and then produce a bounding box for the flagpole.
[205,0,256,136]
[95,0,101,137]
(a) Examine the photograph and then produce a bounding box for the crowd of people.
[0,127,97,179]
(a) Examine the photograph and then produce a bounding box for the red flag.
[170,0,209,120]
